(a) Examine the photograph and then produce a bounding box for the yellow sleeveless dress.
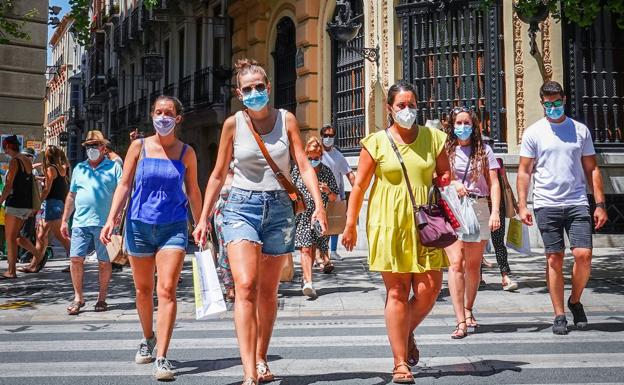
[360,126,449,273]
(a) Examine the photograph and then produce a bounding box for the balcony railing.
[54,54,64,69]
[88,76,106,98]
[106,68,117,90]
[138,95,148,121]
[179,76,192,107]
[47,105,63,123]
[163,83,175,97]
[194,67,225,106]
[150,89,161,105]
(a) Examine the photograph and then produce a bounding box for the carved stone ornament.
[513,12,526,144]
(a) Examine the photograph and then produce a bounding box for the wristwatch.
[595,202,606,209]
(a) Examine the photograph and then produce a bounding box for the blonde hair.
[234,58,268,88]
[305,136,323,155]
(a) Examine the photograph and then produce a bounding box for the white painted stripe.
[2,331,624,353]
[0,353,623,377]
[0,315,620,335]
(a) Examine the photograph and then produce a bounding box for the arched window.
[272,17,297,113]
[331,0,365,153]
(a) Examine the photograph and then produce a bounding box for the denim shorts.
[5,206,32,220]
[534,205,593,253]
[42,199,64,221]
[221,187,296,256]
[70,226,110,262]
[124,219,188,257]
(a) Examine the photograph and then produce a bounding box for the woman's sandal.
[241,378,257,385]
[322,261,334,274]
[392,362,415,384]
[451,321,468,339]
[407,332,420,366]
[66,301,85,315]
[94,301,108,312]
[256,361,275,383]
[465,308,478,328]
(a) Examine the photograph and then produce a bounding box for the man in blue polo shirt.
[60,130,122,315]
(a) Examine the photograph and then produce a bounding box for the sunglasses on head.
[542,99,563,108]
[451,106,471,115]
[240,83,267,95]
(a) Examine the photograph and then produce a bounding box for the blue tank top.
[128,139,189,224]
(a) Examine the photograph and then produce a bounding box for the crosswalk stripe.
[2,330,624,353]
[0,353,623,377]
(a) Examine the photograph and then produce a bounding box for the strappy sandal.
[322,261,334,274]
[407,331,419,366]
[451,321,468,339]
[256,361,274,382]
[67,301,85,315]
[241,378,257,385]
[94,301,108,312]
[465,308,478,328]
[392,362,415,384]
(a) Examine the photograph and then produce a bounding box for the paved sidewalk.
[1,247,623,323]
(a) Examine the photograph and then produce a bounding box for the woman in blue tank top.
[100,96,202,381]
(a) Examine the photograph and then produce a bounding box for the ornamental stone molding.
[513,12,525,144]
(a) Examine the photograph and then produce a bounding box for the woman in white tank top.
[193,59,327,385]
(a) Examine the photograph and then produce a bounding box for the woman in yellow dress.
[342,81,451,384]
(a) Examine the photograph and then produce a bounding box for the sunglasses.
[321,133,335,138]
[85,144,100,149]
[240,83,267,95]
[308,157,321,162]
[542,99,564,108]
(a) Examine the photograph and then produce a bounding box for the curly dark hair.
[443,108,489,185]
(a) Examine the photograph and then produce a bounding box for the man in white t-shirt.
[517,81,608,335]
[320,124,355,260]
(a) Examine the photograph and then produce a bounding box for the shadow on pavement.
[416,359,527,378]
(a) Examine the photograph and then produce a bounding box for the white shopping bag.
[459,196,481,242]
[193,246,227,320]
[506,218,531,255]
[439,186,468,234]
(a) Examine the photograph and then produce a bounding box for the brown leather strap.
[241,110,299,201]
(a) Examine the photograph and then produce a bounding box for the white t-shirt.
[321,147,352,200]
[519,117,595,209]
[453,144,499,196]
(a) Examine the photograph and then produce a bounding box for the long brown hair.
[443,108,488,185]
[42,145,69,180]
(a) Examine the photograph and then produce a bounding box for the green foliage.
[69,0,90,47]
[143,0,159,10]
[0,0,38,44]
[480,0,624,29]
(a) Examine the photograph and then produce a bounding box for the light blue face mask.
[309,159,321,168]
[454,124,473,141]
[545,105,565,120]
[242,89,269,111]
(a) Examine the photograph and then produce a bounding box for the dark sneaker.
[153,357,175,381]
[568,297,588,329]
[552,315,568,335]
[135,334,156,364]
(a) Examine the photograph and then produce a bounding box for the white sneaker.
[330,251,341,261]
[153,357,175,381]
[302,281,317,298]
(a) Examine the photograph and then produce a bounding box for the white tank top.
[232,109,291,191]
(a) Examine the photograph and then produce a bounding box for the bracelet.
[595,202,606,209]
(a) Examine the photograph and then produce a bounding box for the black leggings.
[490,199,511,275]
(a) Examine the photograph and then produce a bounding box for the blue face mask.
[309,159,321,168]
[545,105,565,120]
[242,89,269,111]
[454,125,473,141]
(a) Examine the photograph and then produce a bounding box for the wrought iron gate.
[563,10,624,152]
[272,17,297,114]
[331,0,365,153]
[396,0,506,152]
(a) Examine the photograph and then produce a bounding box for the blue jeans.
[221,187,296,256]
[330,235,338,252]
[124,219,189,257]
[42,199,64,221]
[70,226,109,262]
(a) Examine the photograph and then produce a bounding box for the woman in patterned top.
[291,137,339,298]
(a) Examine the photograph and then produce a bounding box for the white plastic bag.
[193,246,227,320]
[439,186,467,234]
[459,196,481,242]
[506,218,531,255]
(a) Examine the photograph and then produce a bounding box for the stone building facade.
[0,0,49,161]
[44,15,84,162]
[228,0,624,246]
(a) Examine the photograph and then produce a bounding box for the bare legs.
[129,249,185,357]
[2,214,24,278]
[546,248,592,316]
[300,246,315,284]
[228,241,285,381]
